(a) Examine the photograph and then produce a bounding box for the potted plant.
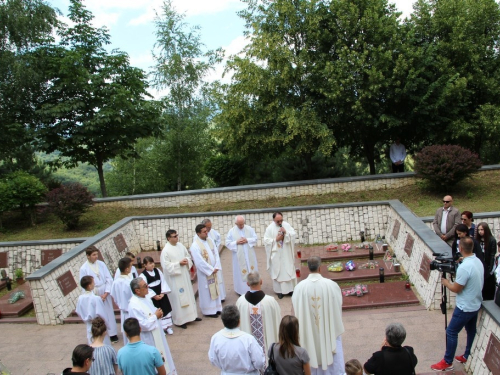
[14,268,24,285]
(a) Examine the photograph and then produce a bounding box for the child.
[80,247,118,343]
[114,252,138,280]
[110,257,134,345]
[89,317,118,375]
[76,276,112,346]
[345,359,363,375]
[139,256,174,334]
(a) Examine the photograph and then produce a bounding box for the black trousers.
[392,163,404,173]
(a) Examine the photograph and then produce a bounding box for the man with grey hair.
[127,278,176,374]
[292,256,344,375]
[225,215,259,295]
[236,271,281,356]
[364,323,417,375]
[208,305,265,374]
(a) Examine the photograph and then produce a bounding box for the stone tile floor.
[0,246,467,374]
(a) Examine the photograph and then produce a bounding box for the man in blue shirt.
[118,318,166,375]
[431,237,484,371]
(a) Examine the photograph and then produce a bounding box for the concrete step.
[0,317,37,324]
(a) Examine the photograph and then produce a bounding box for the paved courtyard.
[0,246,467,374]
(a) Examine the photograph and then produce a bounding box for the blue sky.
[49,0,414,86]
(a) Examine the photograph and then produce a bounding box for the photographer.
[431,237,484,371]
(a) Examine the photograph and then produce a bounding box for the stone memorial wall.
[466,301,500,375]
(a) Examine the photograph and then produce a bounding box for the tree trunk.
[304,154,314,179]
[364,144,376,175]
[97,162,107,197]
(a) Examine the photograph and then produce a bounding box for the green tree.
[4,171,47,226]
[402,0,500,162]
[151,0,218,191]
[215,0,335,179]
[0,0,59,165]
[36,0,161,197]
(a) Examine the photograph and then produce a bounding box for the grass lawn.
[1,170,499,242]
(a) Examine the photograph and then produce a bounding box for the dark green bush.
[414,145,482,189]
[46,183,94,230]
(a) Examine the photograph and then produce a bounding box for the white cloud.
[129,0,243,26]
[390,0,415,19]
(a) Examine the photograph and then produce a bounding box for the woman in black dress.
[140,256,174,334]
[476,222,497,300]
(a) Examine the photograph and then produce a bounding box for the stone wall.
[133,203,389,251]
[0,239,86,279]
[94,166,499,209]
[27,219,140,325]
[96,174,416,209]
[465,301,500,375]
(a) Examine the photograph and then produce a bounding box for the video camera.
[430,254,458,276]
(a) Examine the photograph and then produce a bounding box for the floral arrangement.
[342,284,369,297]
[341,243,352,252]
[345,260,356,271]
[327,262,344,272]
[326,244,338,252]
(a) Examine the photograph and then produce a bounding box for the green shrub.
[46,183,94,230]
[4,171,47,226]
[414,145,482,189]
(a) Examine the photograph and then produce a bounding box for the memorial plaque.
[404,234,414,257]
[113,234,128,253]
[0,252,7,268]
[484,333,500,375]
[41,249,63,266]
[392,220,401,240]
[419,253,432,282]
[57,270,78,296]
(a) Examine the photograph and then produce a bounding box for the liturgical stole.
[195,237,220,300]
[231,226,258,280]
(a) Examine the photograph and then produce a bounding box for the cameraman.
[431,237,484,371]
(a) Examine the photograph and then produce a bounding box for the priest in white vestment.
[161,229,202,328]
[292,256,345,375]
[196,219,226,301]
[110,257,134,344]
[128,278,177,375]
[209,305,265,374]
[190,224,223,317]
[76,275,112,346]
[79,246,118,342]
[236,271,281,358]
[226,215,259,296]
[264,212,297,298]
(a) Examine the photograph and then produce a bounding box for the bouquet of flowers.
[341,243,352,252]
[325,244,338,252]
[342,284,369,297]
[345,260,356,271]
[327,262,344,272]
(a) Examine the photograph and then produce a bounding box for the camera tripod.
[441,271,454,344]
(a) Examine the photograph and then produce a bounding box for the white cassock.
[209,328,266,375]
[190,237,222,315]
[79,260,117,336]
[113,265,138,280]
[110,275,133,345]
[225,225,259,295]
[160,242,198,325]
[193,229,227,300]
[128,295,177,375]
[292,273,345,375]
[236,291,281,359]
[76,291,112,346]
[264,221,297,294]
[139,268,173,330]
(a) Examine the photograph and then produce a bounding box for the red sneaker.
[455,355,467,363]
[431,359,453,371]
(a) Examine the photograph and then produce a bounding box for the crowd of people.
[63,206,499,374]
